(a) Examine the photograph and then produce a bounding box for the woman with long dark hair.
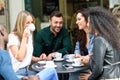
[69,8,94,80]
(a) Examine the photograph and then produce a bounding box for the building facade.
[0,0,119,33]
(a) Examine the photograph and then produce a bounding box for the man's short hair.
[50,11,63,20]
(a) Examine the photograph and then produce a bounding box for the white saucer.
[72,63,84,67]
[35,65,44,69]
[44,65,57,68]
[66,59,74,62]
[53,58,64,61]
[38,61,46,64]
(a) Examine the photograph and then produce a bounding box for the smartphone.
[63,64,73,69]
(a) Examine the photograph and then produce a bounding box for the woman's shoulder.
[95,36,105,41]
[7,32,20,47]
[8,32,19,39]
[95,36,109,46]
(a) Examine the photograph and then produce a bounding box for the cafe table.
[32,59,89,80]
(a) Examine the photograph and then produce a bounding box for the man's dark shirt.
[33,26,72,57]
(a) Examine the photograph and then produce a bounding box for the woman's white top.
[7,33,33,72]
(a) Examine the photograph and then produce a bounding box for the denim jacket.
[0,50,19,80]
[74,33,94,55]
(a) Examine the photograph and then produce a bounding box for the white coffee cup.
[28,23,35,31]
[67,54,75,61]
[74,58,81,66]
[55,52,62,60]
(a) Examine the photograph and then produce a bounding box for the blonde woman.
[0,11,58,80]
[7,10,41,78]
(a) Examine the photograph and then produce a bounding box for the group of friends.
[0,5,120,80]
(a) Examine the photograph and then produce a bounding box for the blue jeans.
[16,64,58,80]
[0,50,19,80]
[16,65,58,80]
[37,68,58,80]
[17,67,58,80]
[16,66,37,79]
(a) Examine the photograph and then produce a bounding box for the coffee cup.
[54,52,62,60]
[28,23,35,31]
[67,54,75,61]
[74,58,81,66]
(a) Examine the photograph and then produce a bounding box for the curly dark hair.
[89,6,120,50]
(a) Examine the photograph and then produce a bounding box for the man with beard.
[33,11,72,60]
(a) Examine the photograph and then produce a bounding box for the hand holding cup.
[74,58,82,66]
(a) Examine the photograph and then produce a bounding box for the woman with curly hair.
[80,6,120,80]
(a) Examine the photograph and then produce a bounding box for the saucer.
[53,58,64,61]
[66,59,74,62]
[35,65,44,69]
[72,63,84,67]
[38,61,46,64]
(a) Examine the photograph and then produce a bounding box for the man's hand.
[40,53,47,60]
[47,52,56,60]
[47,54,52,60]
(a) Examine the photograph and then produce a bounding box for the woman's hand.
[75,54,81,58]
[79,71,92,80]
[23,27,30,38]
[81,55,90,66]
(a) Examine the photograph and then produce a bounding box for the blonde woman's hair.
[13,10,35,41]
[112,6,120,28]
